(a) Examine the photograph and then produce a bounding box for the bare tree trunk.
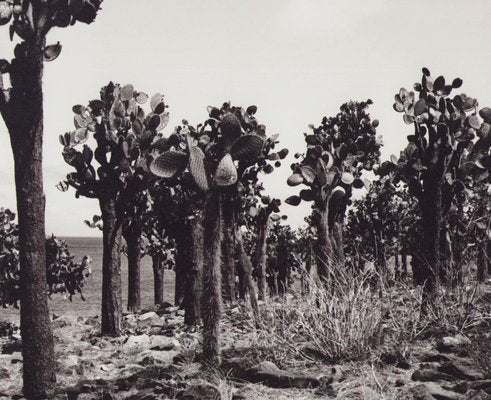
[201,192,223,367]
[124,224,141,312]
[5,41,57,398]
[152,254,165,305]
[256,219,268,300]
[100,196,123,336]
[185,216,203,326]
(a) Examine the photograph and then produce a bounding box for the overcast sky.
[0,0,490,236]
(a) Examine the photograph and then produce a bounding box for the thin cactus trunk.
[256,218,268,300]
[394,243,400,280]
[201,191,223,367]
[99,195,123,336]
[236,230,259,315]
[277,237,288,296]
[124,224,142,313]
[401,244,408,278]
[174,228,188,307]
[152,254,165,305]
[316,207,332,281]
[221,201,236,304]
[185,216,203,326]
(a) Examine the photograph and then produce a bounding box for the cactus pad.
[150,150,187,178]
[214,153,237,186]
[187,134,209,192]
[287,173,304,186]
[230,134,265,161]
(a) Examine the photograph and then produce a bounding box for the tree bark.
[152,254,165,305]
[201,191,223,367]
[184,216,203,326]
[100,196,123,336]
[123,224,142,313]
[256,219,268,301]
[5,41,57,398]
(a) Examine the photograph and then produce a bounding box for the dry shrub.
[255,262,384,363]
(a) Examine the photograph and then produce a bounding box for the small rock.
[412,366,456,382]
[124,334,151,348]
[410,382,464,400]
[149,335,180,351]
[438,360,485,381]
[2,339,22,354]
[437,335,471,354]
[65,355,79,367]
[177,383,221,400]
[139,311,159,321]
[395,378,406,387]
[465,389,490,399]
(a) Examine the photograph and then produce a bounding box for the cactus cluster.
[286,100,380,208]
[379,68,490,196]
[59,82,168,198]
[150,103,287,192]
[0,209,91,307]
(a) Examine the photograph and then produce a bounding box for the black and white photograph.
[0,1,490,399]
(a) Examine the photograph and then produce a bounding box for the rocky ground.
[0,301,490,400]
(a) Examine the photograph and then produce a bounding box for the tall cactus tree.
[0,1,102,396]
[147,164,205,325]
[150,102,283,367]
[380,68,491,302]
[59,82,168,335]
[286,100,381,279]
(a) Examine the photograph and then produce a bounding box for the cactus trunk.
[201,191,223,367]
[221,201,236,304]
[419,172,443,311]
[236,230,259,315]
[174,230,187,307]
[99,195,123,336]
[277,235,288,296]
[184,216,203,326]
[316,207,333,281]
[152,254,165,305]
[123,224,142,313]
[256,219,268,300]
[6,39,57,398]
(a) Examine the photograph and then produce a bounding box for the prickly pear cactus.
[286,100,381,274]
[59,82,168,199]
[378,68,491,288]
[286,100,380,209]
